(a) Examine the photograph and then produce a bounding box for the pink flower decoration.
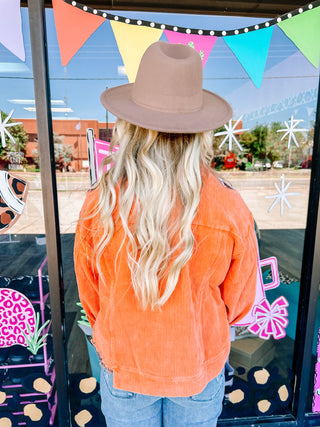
[247,296,289,340]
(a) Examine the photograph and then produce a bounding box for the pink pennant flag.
[164,30,217,68]
[0,0,25,61]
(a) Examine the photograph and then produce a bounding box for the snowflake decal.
[0,110,22,148]
[265,174,300,216]
[277,115,308,149]
[215,116,248,151]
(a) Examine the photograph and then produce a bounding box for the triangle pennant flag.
[164,30,217,68]
[52,0,105,66]
[224,26,273,88]
[278,6,320,68]
[110,20,162,82]
[0,0,25,61]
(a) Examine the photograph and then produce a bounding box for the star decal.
[0,110,22,148]
[215,116,248,152]
[277,116,308,149]
[265,174,300,216]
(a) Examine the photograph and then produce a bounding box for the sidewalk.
[4,169,311,235]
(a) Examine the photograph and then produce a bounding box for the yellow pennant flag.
[110,20,163,83]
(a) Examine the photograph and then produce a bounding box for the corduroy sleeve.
[74,198,100,328]
[220,217,258,326]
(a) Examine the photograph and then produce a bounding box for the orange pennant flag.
[52,0,105,66]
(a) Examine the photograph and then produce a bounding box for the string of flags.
[51,0,320,88]
[64,0,320,37]
[0,0,320,88]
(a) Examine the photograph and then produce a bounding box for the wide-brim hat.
[100,41,233,133]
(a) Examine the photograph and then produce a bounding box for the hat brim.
[100,84,233,133]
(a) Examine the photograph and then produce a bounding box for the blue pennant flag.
[224,26,273,88]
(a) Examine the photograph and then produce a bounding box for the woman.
[74,41,257,426]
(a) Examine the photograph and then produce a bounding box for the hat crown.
[132,41,203,114]
[100,41,233,133]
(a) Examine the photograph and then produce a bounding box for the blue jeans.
[100,366,225,426]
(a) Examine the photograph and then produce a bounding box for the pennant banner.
[62,0,320,38]
[110,20,162,82]
[52,0,105,66]
[224,26,273,88]
[164,30,217,68]
[0,0,25,61]
[1,0,318,91]
[50,0,320,88]
[278,5,320,68]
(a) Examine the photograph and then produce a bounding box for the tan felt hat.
[100,41,233,133]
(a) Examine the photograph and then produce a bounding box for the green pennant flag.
[278,6,320,68]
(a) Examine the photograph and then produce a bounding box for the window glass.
[0,8,56,426]
[43,6,319,423]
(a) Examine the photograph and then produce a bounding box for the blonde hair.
[95,118,214,309]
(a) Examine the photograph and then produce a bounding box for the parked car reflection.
[273,161,284,169]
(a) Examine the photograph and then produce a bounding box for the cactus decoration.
[76,302,93,336]
[21,312,50,355]
[188,41,204,61]
[76,302,90,327]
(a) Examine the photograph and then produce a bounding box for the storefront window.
[2,3,319,425]
[42,6,320,424]
[0,8,57,426]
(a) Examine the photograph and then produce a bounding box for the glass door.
[0,7,57,426]
[41,3,320,425]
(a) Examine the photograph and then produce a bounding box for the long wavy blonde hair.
[95,118,214,310]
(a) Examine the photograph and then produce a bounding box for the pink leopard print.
[0,288,36,347]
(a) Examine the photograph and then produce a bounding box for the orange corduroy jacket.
[74,169,258,397]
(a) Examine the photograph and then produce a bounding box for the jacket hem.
[92,334,230,397]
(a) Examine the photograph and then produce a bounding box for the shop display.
[1,0,319,423]
[0,257,57,425]
[86,128,119,185]
[0,288,36,347]
[93,139,118,178]
[235,254,289,341]
[0,171,28,233]
[248,297,289,340]
[223,366,293,418]
[230,338,275,373]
